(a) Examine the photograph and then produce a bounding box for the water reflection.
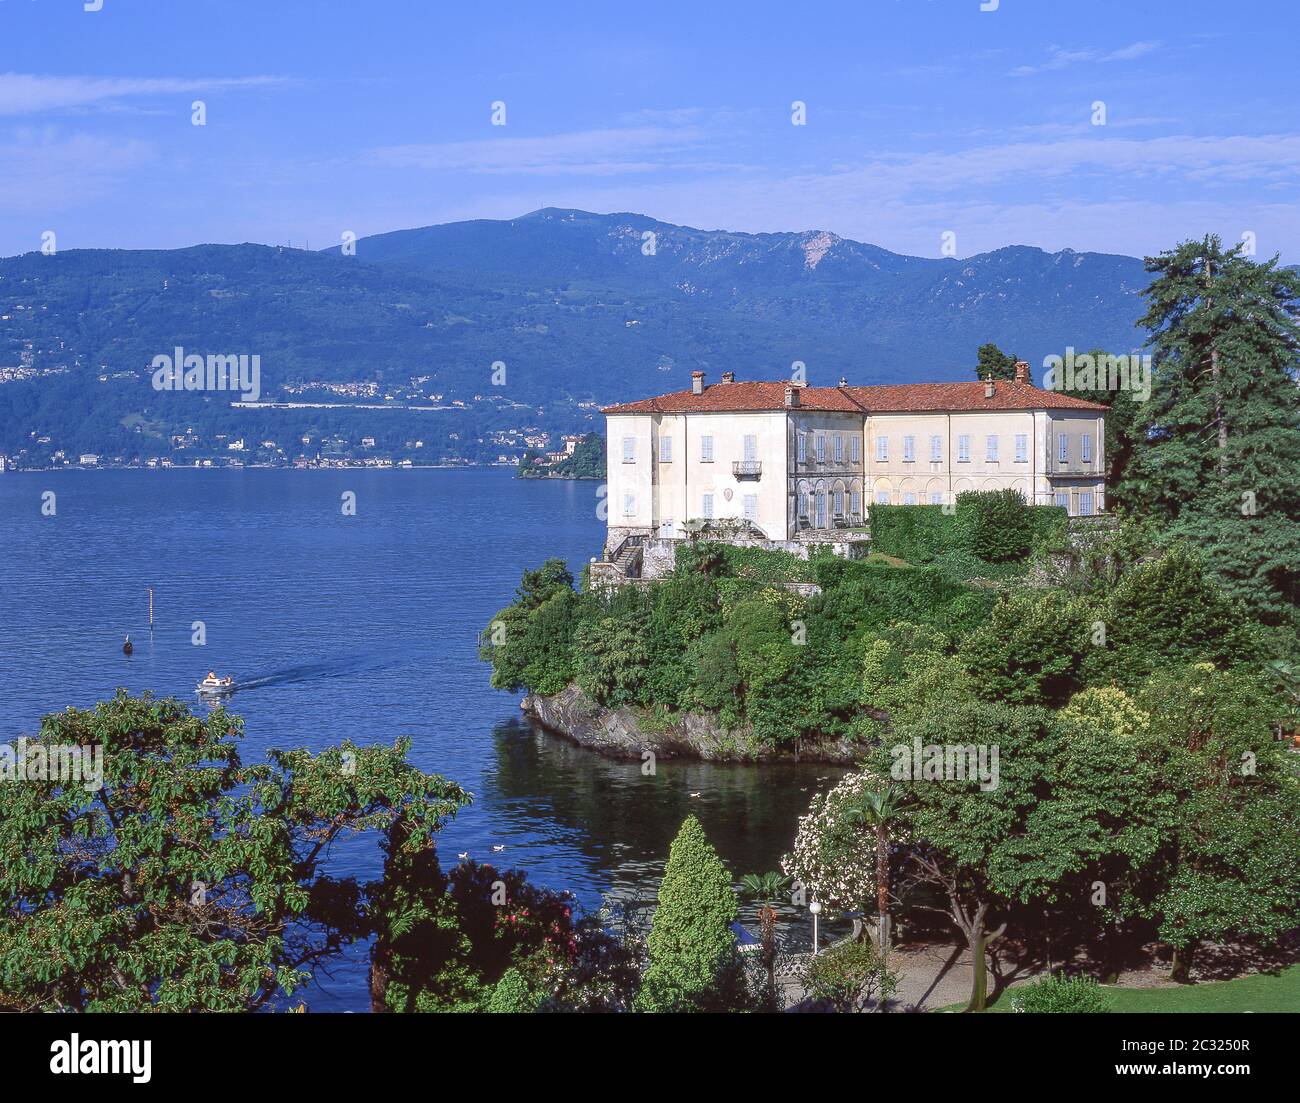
[478,718,850,942]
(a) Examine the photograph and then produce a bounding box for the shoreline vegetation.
[486,494,1288,766]
[516,432,605,480]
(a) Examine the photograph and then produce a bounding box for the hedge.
[870,493,1066,570]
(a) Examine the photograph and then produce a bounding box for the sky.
[0,0,1297,261]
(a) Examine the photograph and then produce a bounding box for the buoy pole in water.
[148,587,154,637]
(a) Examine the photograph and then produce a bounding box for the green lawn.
[937,964,1300,1013]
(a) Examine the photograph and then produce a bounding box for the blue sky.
[1,0,1296,260]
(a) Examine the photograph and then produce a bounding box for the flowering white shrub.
[782,768,900,913]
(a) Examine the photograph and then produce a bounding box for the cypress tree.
[637,815,739,1012]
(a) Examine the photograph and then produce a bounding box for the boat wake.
[204,649,410,695]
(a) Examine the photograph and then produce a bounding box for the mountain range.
[0,208,1154,463]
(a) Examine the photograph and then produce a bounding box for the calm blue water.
[0,467,840,1010]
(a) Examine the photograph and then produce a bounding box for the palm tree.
[845,788,906,959]
[740,871,789,1009]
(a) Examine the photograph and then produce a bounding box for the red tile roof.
[845,380,1108,412]
[602,381,862,414]
[602,379,1107,415]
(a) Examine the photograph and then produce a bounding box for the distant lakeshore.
[0,461,604,477]
[0,460,513,473]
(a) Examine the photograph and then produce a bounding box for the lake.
[0,467,842,1010]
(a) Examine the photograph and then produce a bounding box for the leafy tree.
[958,589,1091,707]
[1059,685,1151,741]
[572,614,650,706]
[974,341,1020,381]
[687,630,744,723]
[481,560,580,695]
[366,822,482,1012]
[0,691,470,1012]
[637,815,740,1012]
[642,571,722,708]
[783,769,895,914]
[516,558,576,610]
[1135,235,1300,623]
[729,595,800,724]
[1130,664,1300,982]
[485,966,541,1013]
[519,588,582,696]
[369,852,638,1013]
[1082,545,1261,688]
[873,700,1163,1011]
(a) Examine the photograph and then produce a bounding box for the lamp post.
[809,900,822,955]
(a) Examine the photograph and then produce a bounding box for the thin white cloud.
[0,130,153,211]
[368,126,711,176]
[0,73,289,116]
[799,133,1300,200]
[1010,41,1161,77]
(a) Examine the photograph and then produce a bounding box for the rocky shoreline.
[522,683,862,764]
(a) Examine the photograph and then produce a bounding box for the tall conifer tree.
[1135,235,1300,624]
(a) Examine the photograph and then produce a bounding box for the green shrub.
[1082,544,1262,688]
[1011,974,1110,1013]
[869,504,948,564]
[869,496,1066,573]
[962,489,1035,562]
[803,938,900,1013]
[717,543,815,584]
[958,588,1093,707]
[812,561,994,640]
[485,966,541,1013]
[572,614,650,706]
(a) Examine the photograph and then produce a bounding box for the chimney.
[1014,360,1030,385]
[838,376,848,388]
[983,375,995,399]
[784,383,801,408]
[721,371,735,384]
[691,370,705,395]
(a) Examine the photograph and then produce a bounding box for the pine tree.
[636,815,739,1012]
[974,342,1019,381]
[1135,235,1300,624]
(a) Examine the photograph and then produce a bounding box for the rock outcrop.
[522,683,861,764]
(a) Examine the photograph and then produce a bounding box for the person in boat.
[123,635,133,655]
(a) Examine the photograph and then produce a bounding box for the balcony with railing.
[732,460,762,479]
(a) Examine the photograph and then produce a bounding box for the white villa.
[601,362,1106,557]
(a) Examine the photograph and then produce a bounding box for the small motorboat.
[196,671,236,696]
[123,635,133,656]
